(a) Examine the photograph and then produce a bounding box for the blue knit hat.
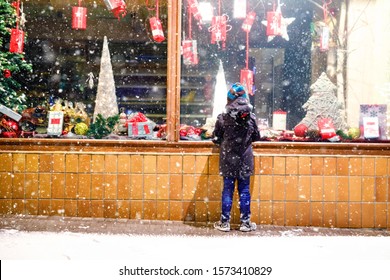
[227,83,248,100]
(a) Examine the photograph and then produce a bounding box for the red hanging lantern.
[187,0,202,23]
[9,28,24,53]
[72,1,87,30]
[240,69,253,95]
[9,1,24,53]
[241,11,256,32]
[103,0,127,20]
[148,0,165,43]
[182,40,198,66]
[209,15,228,48]
[149,17,165,43]
[266,10,282,36]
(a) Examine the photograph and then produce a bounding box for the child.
[212,83,261,232]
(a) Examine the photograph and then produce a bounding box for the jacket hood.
[225,97,253,119]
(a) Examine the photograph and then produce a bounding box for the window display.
[0,0,389,142]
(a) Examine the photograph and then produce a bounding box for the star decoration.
[261,5,295,42]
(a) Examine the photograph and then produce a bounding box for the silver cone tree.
[93,36,119,121]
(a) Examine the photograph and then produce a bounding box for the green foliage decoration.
[0,0,33,112]
[86,114,119,139]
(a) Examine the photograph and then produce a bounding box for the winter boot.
[239,221,257,232]
[214,221,230,232]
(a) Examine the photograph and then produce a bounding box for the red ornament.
[187,0,202,23]
[209,15,229,48]
[242,11,256,32]
[240,69,254,95]
[266,10,282,36]
[72,2,87,30]
[294,123,308,137]
[318,118,336,140]
[182,40,198,66]
[103,0,127,20]
[9,28,24,53]
[3,69,11,78]
[149,17,165,43]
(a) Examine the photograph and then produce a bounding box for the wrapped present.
[126,112,155,138]
[128,121,154,138]
[318,118,336,140]
[359,104,387,140]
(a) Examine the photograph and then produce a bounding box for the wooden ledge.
[1,138,390,156]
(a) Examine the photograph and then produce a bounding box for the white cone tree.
[212,59,228,118]
[93,36,119,121]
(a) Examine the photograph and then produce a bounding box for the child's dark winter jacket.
[212,97,261,178]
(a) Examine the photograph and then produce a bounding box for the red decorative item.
[209,15,228,47]
[149,17,165,43]
[320,0,331,52]
[182,40,198,66]
[147,0,165,43]
[0,117,20,138]
[240,69,253,95]
[9,1,24,53]
[103,0,127,20]
[266,10,282,36]
[242,11,256,32]
[318,118,336,140]
[294,123,308,137]
[9,28,24,53]
[208,0,231,49]
[72,1,87,30]
[3,69,11,78]
[187,0,202,23]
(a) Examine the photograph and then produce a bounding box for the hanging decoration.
[240,9,256,95]
[72,1,87,30]
[147,0,165,43]
[9,1,24,53]
[103,0,127,20]
[261,1,295,42]
[208,0,231,49]
[187,0,203,26]
[241,11,256,32]
[182,3,198,66]
[233,0,247,19]
[319,0,332,51]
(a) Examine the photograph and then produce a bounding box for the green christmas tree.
[0,0,32,112]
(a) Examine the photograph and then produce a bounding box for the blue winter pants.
[220,176,251,223]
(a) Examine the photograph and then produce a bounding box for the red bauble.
[3,69,11,78]
[6,120,19,131]
[294,123,308,137]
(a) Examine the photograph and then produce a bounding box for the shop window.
[12,1,169,138]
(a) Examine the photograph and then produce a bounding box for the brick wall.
[0,150,389,229]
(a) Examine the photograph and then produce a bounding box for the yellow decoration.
[348,127,360,139]
[74,122,89,135]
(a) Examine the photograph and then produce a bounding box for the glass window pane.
[180,0,390,141]
[22,1,167,138]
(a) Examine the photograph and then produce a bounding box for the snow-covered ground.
[1,229,389,280]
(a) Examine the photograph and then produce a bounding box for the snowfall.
[1,228,389,280]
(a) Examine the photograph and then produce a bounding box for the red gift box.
[318,118,336,140]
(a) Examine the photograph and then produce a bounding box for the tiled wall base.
[0,152,389,229]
